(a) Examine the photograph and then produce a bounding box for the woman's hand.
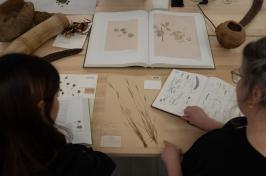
[182,106,223,131]
[161,141,182,176]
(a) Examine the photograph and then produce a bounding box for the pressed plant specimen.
[154,21,192,43]
[113,27,135,38]
[170,30,191,42]
[154,21,170,41]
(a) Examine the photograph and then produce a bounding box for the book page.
[84,11,149,67]
[148,11,214,68]
[195,77,242,123]
[105,19,138,51]
[152,69,208,116]
[56,97,92,144]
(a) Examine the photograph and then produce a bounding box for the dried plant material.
[127,81,158,144]
[153,14,201,59]
[107,79,158,147]
[154,22,170,41]
[107,82,148,148]
[62,19,91,38]
[56,0,70,7]
[170,31,191,42]
[113,27,135,38]
[154,21,191,43]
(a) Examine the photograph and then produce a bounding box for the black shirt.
[34,144,115,176]
[182,117,266,176]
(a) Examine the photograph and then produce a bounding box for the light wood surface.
[0,0,265,156]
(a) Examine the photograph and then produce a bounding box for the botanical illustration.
[105,19,138,51]
[113,27,135,38]
[154,22,191,42]
[153,14,201,59]
[197,78,240,122]
[59,74,97,98]
[154,70,241,123]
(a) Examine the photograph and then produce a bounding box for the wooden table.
[0,0,265,156]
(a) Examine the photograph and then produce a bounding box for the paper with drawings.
[152,69,242,123]
[59,74,97,98]
[196,77,241,123]
[59,74,98,118]
[27,0,96,14]
[56,96,92,144]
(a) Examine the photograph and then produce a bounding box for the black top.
[182,117,266,176]
[33,144,115,176]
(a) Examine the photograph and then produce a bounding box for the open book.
[152,69,242,123]
[84,10,214,68]
[55,74,98,144]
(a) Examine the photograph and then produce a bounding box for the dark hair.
[241,37,266,105]
[0,54,66,176]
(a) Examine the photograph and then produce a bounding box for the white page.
[195,77,242,123]
[53,33,88,49]
[27,0,96,14]
[59,74,98,119]
[152,69,208,115]
[56,97,92,144]
[84,10,149,67]
[148,11,214,68]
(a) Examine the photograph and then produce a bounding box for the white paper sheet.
[28,0,96,14]
[56,97,92,144]
[53,33,88,49]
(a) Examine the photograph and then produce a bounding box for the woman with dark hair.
[161,37,266,176]
[0,54,115,176]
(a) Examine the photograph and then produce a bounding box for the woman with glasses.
[0,54,115,176]
[161,37,266,176]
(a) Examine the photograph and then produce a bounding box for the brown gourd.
[215,0,263,49]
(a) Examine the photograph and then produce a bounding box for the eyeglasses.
[231,69,244,84]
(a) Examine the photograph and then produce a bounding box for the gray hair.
[241,37,266,105]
